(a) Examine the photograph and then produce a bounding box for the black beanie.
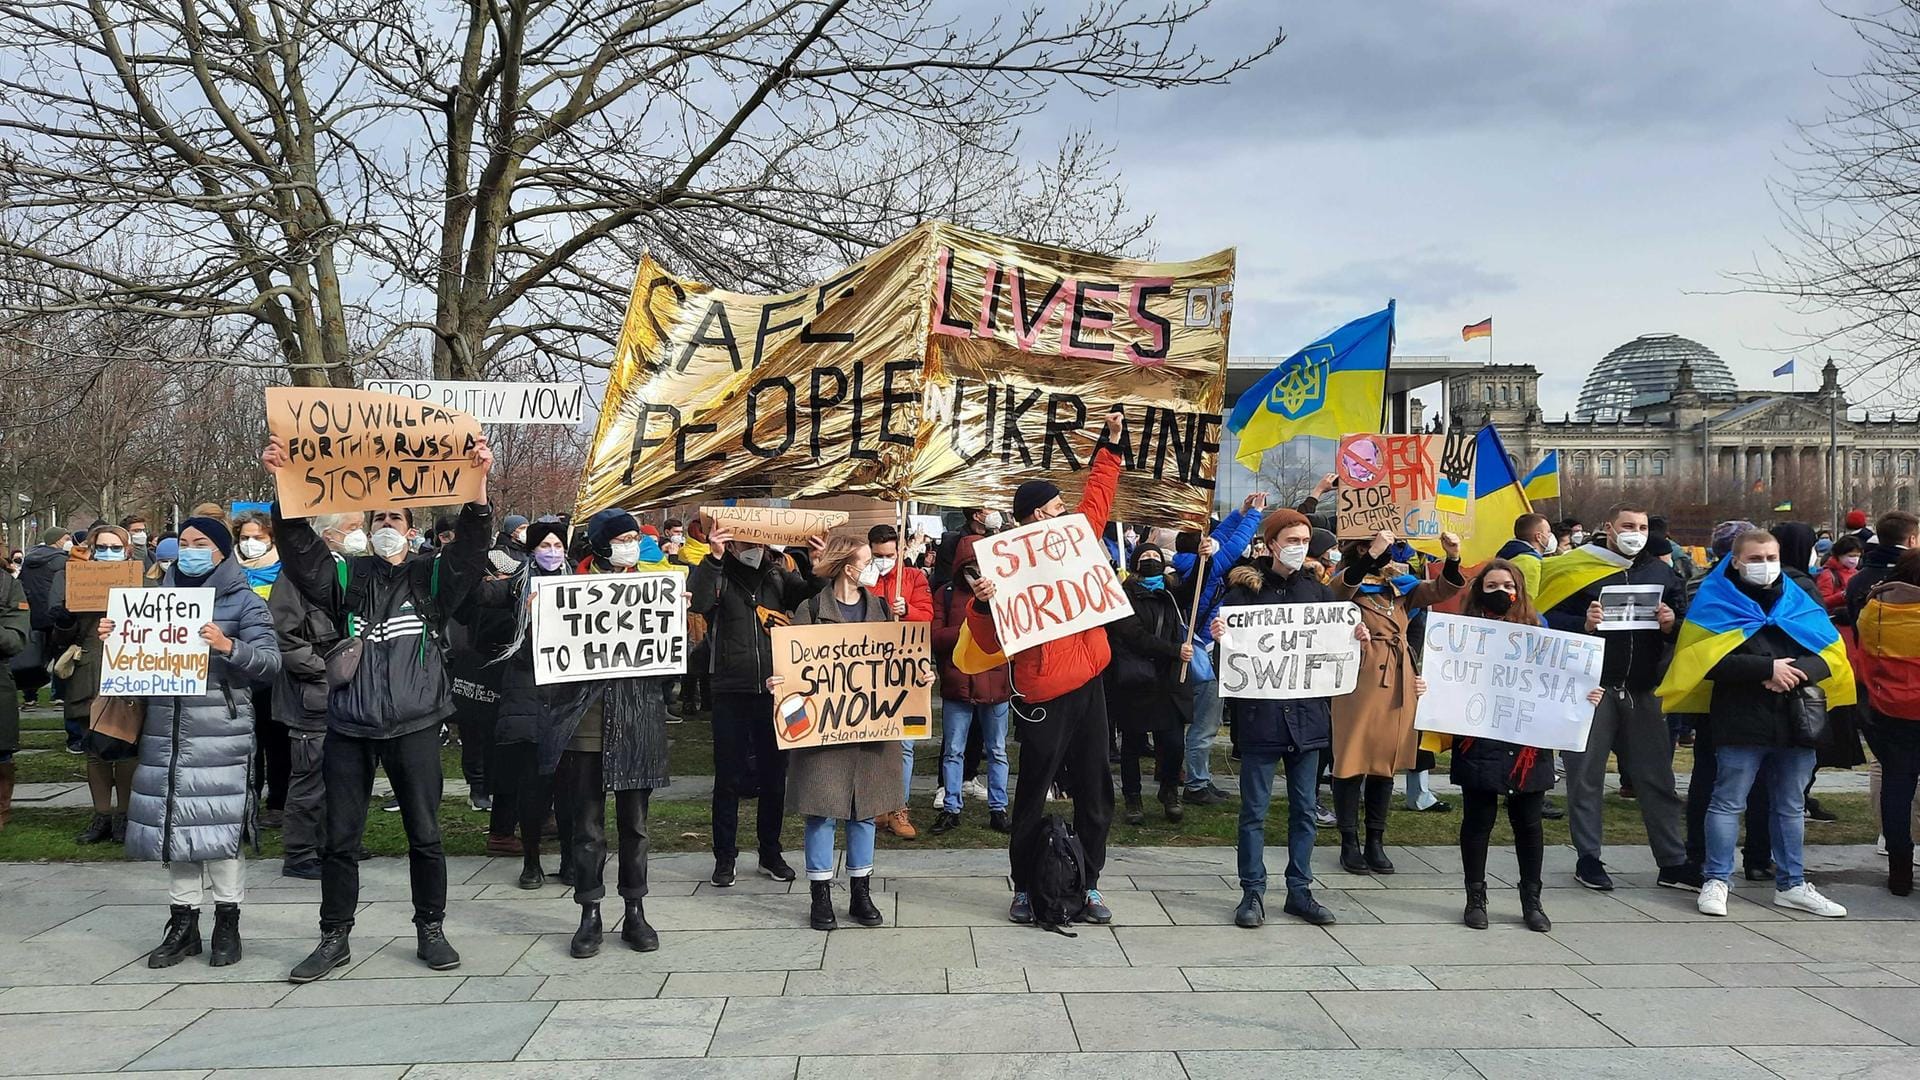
[1012,479,1061,523]
[181,515,234,557]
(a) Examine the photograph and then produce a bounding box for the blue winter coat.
[125,555,282,863]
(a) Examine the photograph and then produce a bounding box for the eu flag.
[1227,302,1394,469]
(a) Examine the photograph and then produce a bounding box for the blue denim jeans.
[803,816,877,882]
[1704,744,1815,890]
[1237,750,1319,897]
[901,740,915,806]
[1185,678,1222,790]
[940,699,1009,812]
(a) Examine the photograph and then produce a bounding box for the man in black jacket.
[268,512,367,880]
[1546,504,1699,892]
[16,528,68,729]
[263,434,494,983]
[1845,511,1918,627]
[1543,499,1697,887]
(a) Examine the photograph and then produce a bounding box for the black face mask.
[1480,589,1515,616]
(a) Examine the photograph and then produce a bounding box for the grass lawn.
[4,708,1885,862]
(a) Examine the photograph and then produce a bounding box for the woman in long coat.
[767,534,912,932]
[1328,529,1463,875]
[103,517,281,969]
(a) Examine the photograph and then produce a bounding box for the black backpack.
[1027,814,1088,935]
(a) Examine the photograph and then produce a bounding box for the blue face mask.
[93,547,126,562]
[175,547,216,578]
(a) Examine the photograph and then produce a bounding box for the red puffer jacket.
[961,445,1120,703]
[930,537,1011,704]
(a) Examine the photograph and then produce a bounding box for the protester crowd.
[5,413,1919,981]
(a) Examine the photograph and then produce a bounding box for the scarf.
[240,545,281,591]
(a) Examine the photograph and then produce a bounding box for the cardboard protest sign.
[100,587,214,697]
[1218,602,1364,700]
[1335,433,1440,541]
[699,505,849,547]
[770,621,935,749]
[1414,613,1607,753]
[65,559,143,612]
[364,379,586,426]
[529,573,686,685]
[574,221,1234,528]
[1598,584,1665,632]
[265,387,485,516]
[975,515,1132,656]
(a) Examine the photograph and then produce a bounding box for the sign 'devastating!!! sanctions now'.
[771,622,935,749]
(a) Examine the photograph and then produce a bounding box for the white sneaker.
[1878,834,1889,857]
[962,778,990,801]
[1697,879,1729,917]
[931,786,949,809]
[1776,882,1847,918]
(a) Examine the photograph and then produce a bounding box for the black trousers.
[1009,679,1113,891]
[711,691,786,861]
[1119,725,1182,797]
[558,748,651,904]
[1461,788,1545,886]
[451,695,496,800]
[281,729,326,866]
[681,641,712,711]
[319,725,446,931]
[1685,719,1773,868]
[1864,716,1920,854]
[253,689,289,811]
[1332,774,1393,834]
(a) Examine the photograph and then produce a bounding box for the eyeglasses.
[94,545,125,553]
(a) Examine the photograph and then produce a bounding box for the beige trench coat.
[1329,563,1464,778]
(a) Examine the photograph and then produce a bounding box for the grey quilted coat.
[125,555,282,863]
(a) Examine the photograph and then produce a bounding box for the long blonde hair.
[812,534,869,582]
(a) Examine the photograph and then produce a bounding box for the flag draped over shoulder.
[1453,425,1531,568]
[1655,563,1856,713]
[1226,302,1392,468]
[1522,450,1560,501]
[1531,544,1631,614]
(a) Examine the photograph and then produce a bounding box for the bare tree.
[0,1,1280,387]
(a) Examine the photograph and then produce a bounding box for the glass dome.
[1575,333,1738,421]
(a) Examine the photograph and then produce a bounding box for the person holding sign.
[1210,509,1370,930]
[688,516,829,889]
[1104,544,1196,826]
[964,409,1128,928]
[99,517,283,968]
[262,431,495,983]
[1439,560,1600,932]
[47,524,138,845]
[866,523,932,841]
[765,535,908,931]
[1329,528,1464,876]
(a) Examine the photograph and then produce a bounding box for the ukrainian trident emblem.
[1268,345,1332,419]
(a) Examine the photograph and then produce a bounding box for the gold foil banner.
[576,221,1234,528]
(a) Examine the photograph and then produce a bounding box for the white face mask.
[735,546,765,569]
[129,530,147,546]
[1326,550,1343,566]
[857,563,881,588]
[1570,531,1587,547]
[408,534,426,552]
[609,540,640,568]
[514,528,528,545]
[1540,534,1557,555]
[1740,560,1782,587]
[237,538,270,560]
[1614,531,1647,557]
[1276,543,1309,571]
[871,556,896,577]
[982,512,1003,532]
[338,529,370,556]
[371,527,410,559]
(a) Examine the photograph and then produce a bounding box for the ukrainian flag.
[1523,451,1560,502]
[1532,543,1631,614]
[1655,560,1856,713]
[1227,302,1393,469]
[1455,425,1532,568]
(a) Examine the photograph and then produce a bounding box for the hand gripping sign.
[976,515,1132,656]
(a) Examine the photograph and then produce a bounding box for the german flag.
[1461,318,1492,342]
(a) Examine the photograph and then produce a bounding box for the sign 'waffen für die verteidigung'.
[1413,613,1607,753]
[1218,602,1364,700]
[530,573,687,685]
[976,515,1133,656]
[101,587,214,697]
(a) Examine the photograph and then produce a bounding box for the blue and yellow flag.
[1522,451,1560,502]
[1655,561,1856,713]
[1454,425,1532,568]
[1227,302,1393,469]
[1531,543,1630,614]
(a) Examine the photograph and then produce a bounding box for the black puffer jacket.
[1545,548,1686,691]
[1217,560,1334,756]
[687,550,825,696]
[1705,562,1831,749]
[1845,541,1904,627]
[1104,575,1195,734]
[274,501,491,739]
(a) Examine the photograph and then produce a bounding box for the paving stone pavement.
[0,844,1915,1077]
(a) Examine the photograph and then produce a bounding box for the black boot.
[1339,830,1370,874]
[289,927,351,982]
[569,903,602,959]
[517,859,545,890]
[147,905,202,969]
[416,921,461,970]
[849,875,884,927]
[111,812,127,843]
[1521,881,1552,933]
[809,880,837,931]
[621,900,659,952]
[208,902,242,967]
[555,855,576,887]
[1158,784,1185,824]
[1364,829,1395,874]
[1123,793,1144,826]
[74,812,112,845]
[1463,882,1489,930]
[1891,845,1914,897]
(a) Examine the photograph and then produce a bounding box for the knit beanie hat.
[1012,479,1061,523]
[181,515,234,557]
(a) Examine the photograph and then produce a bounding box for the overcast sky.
[1036,0,1876,416]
